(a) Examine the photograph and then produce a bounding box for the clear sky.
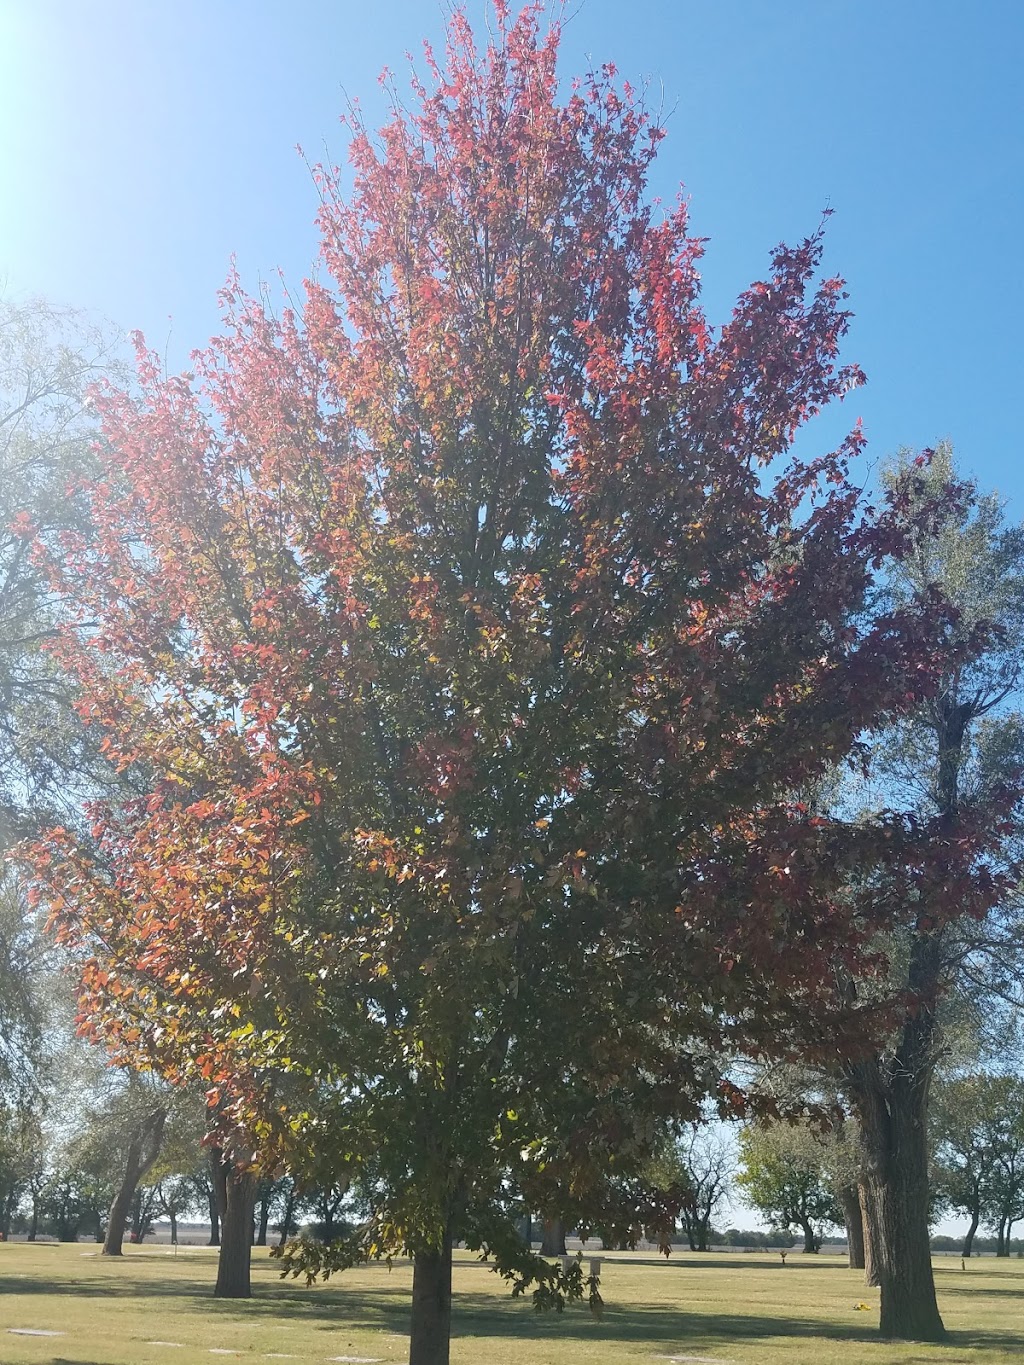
[1,0,1022,512]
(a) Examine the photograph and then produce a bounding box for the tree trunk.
[208,1146,230,1247]
[997,1216,1009,1257]
[131,1185,157,1243]
[962,1210,980,1258]
[28,1195,38,1241]
[255,1184,271,1246]
[840,1185,865,1270]
[857,1078,944,1340]
[846,917,948,1341]
[410,1241,453,1365]
[102,1106,167,1256]
[103,1168,137,1255]
[540,1215,566,1257]
[276,1186,296,1249]
[859,1183,879,1286]
[169,1209,178,1244]
[800,1218,819,1254]
[214,1168,256,1298]
[207,1184,220,1246]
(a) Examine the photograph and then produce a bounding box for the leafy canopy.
[29,0,973,1298]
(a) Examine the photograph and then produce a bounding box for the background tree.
[0,294,121,1264]
[29,8,992,1364]
[736,1123,842,1253]
[835,445,1024,1338]
[932,1072,1008,1257]
[142,1094,209,1246]
[96,1076,169,1255]
[0,1102,43,1240]
[0,870,48,1105]
[649,1125,733,1252]
[819,1116,867,1272]
[0,294,115,842]
[982,1083,1024,1256]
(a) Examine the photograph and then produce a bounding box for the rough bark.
[859,1181,878,1286]
[214,1168,256,1298]
[843,686,976,1333]
[540,1215,567,1257]
[840,1184,865,1270]
[410,1241,453,1365]
[852,1015,945,1341]
[101,1106,167,1256]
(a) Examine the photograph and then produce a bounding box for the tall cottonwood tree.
[837,446,1024,1339]
[28,8,1003,1363]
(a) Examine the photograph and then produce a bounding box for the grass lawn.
[2,1242,1023,1365]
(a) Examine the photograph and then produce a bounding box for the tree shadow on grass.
[940,1283,1024,1298]
[201,1285,1024,1357]
[8,1271,1024,1359]
[0,1273,209,1302]
[936,1268,1024,1280]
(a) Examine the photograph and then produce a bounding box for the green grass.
[2,1242,1023,1365]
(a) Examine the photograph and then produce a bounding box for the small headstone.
[8,1329,66,1338]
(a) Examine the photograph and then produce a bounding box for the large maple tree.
[28,6,994,1361]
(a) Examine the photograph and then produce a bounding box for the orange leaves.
[17,7,1000,1282]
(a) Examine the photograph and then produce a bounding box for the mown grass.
[2,1241,1023,1365]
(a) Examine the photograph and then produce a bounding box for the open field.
[3,1243,1024,1365]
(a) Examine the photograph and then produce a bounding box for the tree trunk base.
[540,1216,566,1257]
[410,1243,453,1365]
[214,1170,256,1299]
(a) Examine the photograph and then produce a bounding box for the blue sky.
[1,0,1021,515]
